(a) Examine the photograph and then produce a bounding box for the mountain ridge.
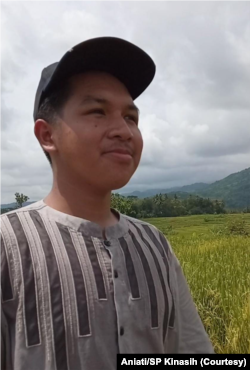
[122,167,250,209]
[1,167,249,210]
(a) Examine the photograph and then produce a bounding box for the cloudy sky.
[1,1,250,204]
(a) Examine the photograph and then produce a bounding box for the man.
[1,37,214,370]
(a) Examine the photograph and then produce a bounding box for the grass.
[142,213,250,354]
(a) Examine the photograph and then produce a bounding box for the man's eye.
[125,115,138,124]
[89,109,105,115]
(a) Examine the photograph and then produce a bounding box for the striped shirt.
[1,200,214,370]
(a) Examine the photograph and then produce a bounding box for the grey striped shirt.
[1,200,214,370]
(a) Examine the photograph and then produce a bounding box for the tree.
[1,208,15,214]
[15,193,29,208]
[111,193,133,215]
[110,191,228,219]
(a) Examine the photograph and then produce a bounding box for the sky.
[1,0,250,204]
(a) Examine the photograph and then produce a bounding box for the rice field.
[143,214,250,354]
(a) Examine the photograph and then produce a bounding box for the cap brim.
[45,36,156,101]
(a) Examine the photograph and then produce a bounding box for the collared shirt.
[1,200,214,370]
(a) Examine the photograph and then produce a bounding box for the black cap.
[33,36,156,120]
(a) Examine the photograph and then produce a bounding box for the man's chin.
[107,177,132,191]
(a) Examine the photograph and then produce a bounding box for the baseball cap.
[33,36,156,120]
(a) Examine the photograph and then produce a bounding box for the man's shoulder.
[121,213,157,228]
[121,213,166,238]
[121,213,174,255]
[1,200,44,221]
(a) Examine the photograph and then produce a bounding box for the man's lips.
[103,148,133,162]
[104,148,133,156]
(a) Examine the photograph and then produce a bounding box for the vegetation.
[1,193,30,214]
[2,191,249,215]
[110,192,246,219]
[124,167,250,210]
[15,192,29,208]
[1,208,15,214]
[197,167,250,209]
[145,214,250,354]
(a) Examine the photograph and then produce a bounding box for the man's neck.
[44,178,119,229]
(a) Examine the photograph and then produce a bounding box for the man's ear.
[34,119,58,156]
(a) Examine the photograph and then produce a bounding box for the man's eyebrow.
[80,95,107,105]
[80,95,140,114]
[127,103,140,114]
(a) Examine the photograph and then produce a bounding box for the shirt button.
[120,326,124,336]
[114,270,118,278]
[104,240,111,247]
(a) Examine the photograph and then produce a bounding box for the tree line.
[1,192,249,217]
[111,193,250,218]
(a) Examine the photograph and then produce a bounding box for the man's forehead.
[79,94,139,113]
[69,72,138,109]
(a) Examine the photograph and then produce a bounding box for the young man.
[1,37,214,370]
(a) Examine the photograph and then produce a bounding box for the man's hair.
[34,80,72,165]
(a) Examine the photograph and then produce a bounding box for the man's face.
[51,71,143,192]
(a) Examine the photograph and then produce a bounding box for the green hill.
[123,167,250,210]
[197,168,250,209]
[122,183,209,199]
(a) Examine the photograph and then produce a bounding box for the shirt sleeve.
[170,249,214,353]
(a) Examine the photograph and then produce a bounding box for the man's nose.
[109,115,134,140]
